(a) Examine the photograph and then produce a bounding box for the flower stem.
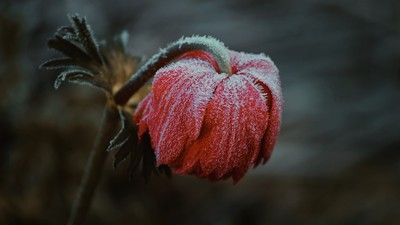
[67,104,120,225]
[114,36,231,105]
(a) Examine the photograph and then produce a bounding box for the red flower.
[134,50,282,183]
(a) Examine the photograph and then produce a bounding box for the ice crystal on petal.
[141,59,227,165]
[175,75,269,182]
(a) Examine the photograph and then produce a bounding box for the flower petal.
[134,93,154,137]
[230,51,282,101]
[230,51,283,165]
[148,59,227,166]
[259,87,282,164]
[175,75,269,182]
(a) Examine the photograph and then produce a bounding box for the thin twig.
[67,104,120,225]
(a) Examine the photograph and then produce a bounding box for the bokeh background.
[1,0,400,224]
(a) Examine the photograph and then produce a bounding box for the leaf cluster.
[40,14,170,182]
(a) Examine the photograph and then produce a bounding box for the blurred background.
[1,0,400,224]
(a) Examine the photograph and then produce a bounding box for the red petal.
[175,75,269,182]
[230,51,282,102]
[179,50,220,73]
[147,59,227,166]
[259,89,282,164]
[134,93,154,137]
[230,51,283,165]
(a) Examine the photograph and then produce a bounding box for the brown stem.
[67,104,120,225]
[114,36,232,105]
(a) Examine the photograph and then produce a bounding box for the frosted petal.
[134,93,154,137]
[230,51,283,165]
[175,75,268,182]
[230,50,282,102]
[147,58,227,166]
[259,92,282,164]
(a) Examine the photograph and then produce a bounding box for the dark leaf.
[54,69,94,89]
[113,137,134,168]
[55,26,77,41]
[68,78,109,92]
[140,133,158,183]
[128,143,143,180]
[42,15,142,94]
[39,58,88,70]
[48,36,91,62]
[69,14,104,65]
[107,108,172,182]
[107,108,133,151]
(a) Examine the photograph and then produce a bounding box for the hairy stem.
[114,36,231,105]
[67,104,120,225]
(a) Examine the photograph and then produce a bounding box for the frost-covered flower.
[134,50,282,183]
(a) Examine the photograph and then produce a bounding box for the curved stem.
[67,104,120,225]
[114,36,231,105]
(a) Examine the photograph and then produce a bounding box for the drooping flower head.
[134,48,282,183]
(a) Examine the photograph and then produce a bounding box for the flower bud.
[134,50,282,183]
